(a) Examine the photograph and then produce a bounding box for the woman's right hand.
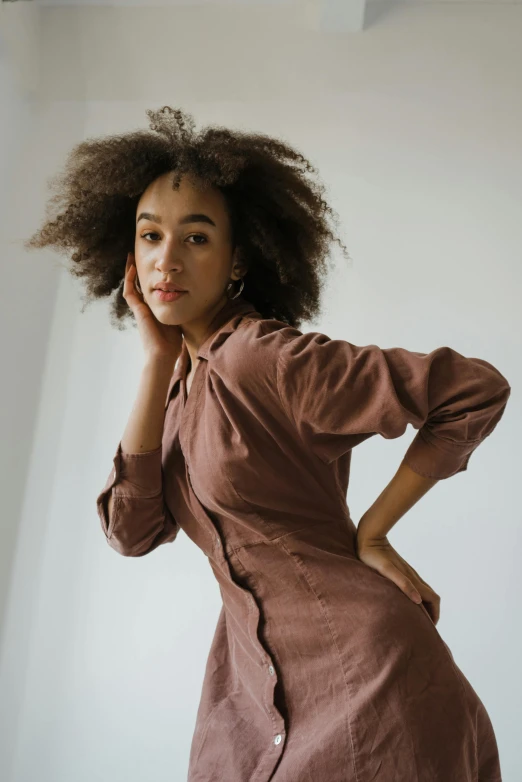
[123,251,184,363]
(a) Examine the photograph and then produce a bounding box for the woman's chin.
[148,303,185,326]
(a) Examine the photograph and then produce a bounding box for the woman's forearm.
[357,460,439,543]
[106,358,177,522]
[121,358,177,454]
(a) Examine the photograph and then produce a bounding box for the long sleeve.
[275,328,511,479]
[96,441,180,556]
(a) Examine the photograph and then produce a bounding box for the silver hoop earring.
[227,277,244,300]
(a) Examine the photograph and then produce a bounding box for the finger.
[380,563,422,604]
[396,557,430,589]
[123,256,142,305]
[123,252,133,283]
[128,255,144,299]
[408,564,432,590]
[398,563,440,618]
[124,251,134,278]
[123,261,135,302]
[405,582,423,604]
[421,596,440,625]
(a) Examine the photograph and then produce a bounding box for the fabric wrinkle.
[95,295,510,781]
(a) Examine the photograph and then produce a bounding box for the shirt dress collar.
[165,295,261,407]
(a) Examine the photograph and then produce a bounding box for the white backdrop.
[1,2,520,780]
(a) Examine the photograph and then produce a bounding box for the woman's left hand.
[356,534,441,625]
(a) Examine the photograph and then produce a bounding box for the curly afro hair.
[24,106,351,330]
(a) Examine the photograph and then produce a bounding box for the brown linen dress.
[96,295,511,782]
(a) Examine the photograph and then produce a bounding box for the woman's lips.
[153,289,187,302]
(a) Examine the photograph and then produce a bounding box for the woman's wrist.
[356,514,388,547]
[356,462,439,546]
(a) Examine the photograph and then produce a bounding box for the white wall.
[0,6,82,781]
[1,2,521,781]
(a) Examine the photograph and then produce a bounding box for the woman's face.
[134,171,244,328]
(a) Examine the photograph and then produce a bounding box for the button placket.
[171,306,293,778]
[180,374,289,766]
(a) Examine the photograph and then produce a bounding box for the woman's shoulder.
[207,316,304,388]
[214,316,340,399]
[232,316,340,369]
[226,315,311,366]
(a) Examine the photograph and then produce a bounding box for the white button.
[274,734,282,745]
[268,665,275,675]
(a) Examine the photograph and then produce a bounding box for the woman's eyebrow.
[136,212,216,227]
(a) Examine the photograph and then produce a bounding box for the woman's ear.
[231,248,248,280]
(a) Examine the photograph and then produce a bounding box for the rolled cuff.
[401,427,477,480]
[111,441,163,497]
[96,441,164,537]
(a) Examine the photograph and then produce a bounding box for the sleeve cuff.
[110,441,164,498]
[401,427,477,480]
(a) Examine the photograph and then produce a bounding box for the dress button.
[268,665,275,675]
[274,734,282,745]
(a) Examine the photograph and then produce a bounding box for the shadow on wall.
[364,0,407,30]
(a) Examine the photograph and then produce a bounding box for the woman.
[26,106,511,781]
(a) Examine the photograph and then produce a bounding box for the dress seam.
[226,518,345,555]
[276,536,361,782]
[275,336,330,466]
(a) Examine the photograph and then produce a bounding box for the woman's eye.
[140,232,207,245]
